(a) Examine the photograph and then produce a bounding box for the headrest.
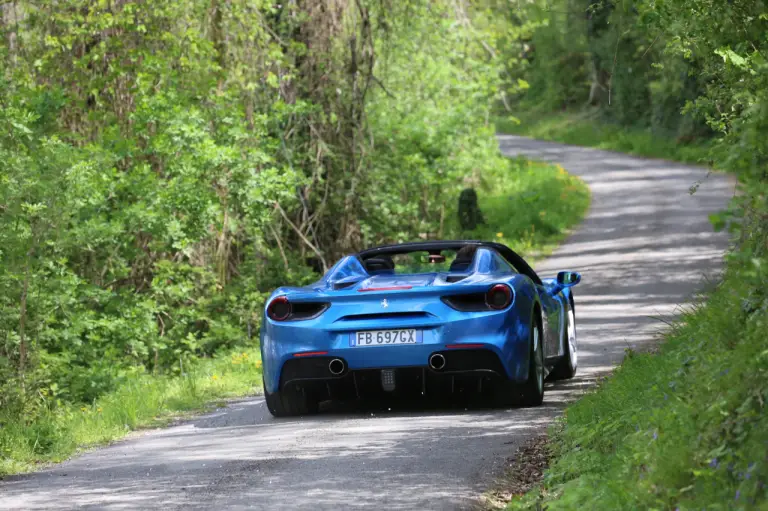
[449,261,472,272]
[364,257,395,274]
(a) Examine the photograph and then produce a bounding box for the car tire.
[264,378,319,417]
[549,298,577,381]
[496,315,545,407]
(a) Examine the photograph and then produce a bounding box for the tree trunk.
[18,252,31,382]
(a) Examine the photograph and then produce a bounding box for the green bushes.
[497,1,768,507]
[499,1,768,145]
[0,0,591,475]
[1,1,511,415]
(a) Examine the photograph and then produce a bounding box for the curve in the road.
[0,137,735,511]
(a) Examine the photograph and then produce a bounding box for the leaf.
[10,121,33,135]
[714,48,750,70]
[709,212,726,232]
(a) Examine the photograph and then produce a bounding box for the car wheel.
[495,315,545,407]
[264,378,319,417]
[549,299,578,380]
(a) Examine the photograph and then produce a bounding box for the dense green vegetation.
[0,1,589,475]
[495,0,768,508]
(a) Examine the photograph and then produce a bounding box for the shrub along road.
[0,137,734,510]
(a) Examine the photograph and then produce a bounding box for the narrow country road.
[0,137,735,511]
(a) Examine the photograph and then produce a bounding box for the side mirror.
[556,271,581,287]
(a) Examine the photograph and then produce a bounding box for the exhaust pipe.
[329,358,345,376]
[429,353,446,371]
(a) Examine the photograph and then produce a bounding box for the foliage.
[498,0,762,143]
[0,0,484,408]
[497,0,768,507]
[0,0,590,474]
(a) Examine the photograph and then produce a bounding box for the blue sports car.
[260,240,581,417]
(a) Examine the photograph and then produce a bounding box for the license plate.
[351,329,422,347]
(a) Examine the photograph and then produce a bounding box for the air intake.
[338,312,431,322]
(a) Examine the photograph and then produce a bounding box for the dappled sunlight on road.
[1,398,561,510]
[512,136,734,381]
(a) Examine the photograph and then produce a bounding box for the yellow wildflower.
[496,232,503,238]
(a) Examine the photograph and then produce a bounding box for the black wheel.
[264,378,319,417]
[549,298,578,381]
[495,314,545,407]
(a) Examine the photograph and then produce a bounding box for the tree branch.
[371,74,396,99]
[274,202,328,271]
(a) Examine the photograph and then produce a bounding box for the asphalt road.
[0,137,736,510]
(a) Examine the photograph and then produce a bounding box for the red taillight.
[446,343,485,349]
[486,284,512,310]
[267,296,291,321]
[293,351,329,357]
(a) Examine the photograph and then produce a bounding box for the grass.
[497,110,768,509]
[506,252,767,510]
[0,349,263,477]
[0,156,590,479]
[495,109,714,165]
[449,156,591,263]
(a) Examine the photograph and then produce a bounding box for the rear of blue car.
[260,272,536,416]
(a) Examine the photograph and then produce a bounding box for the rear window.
[392,250,458,274]
[362,249,465,275]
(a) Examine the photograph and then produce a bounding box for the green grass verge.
[0,156,590,479]
[495,110,714,165]
[507,251,767,510]
[0,349,263,477]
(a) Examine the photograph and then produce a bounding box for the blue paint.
[260,244,581,394]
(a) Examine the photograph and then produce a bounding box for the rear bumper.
[260,306,533,394]
[279,349,508,388]
[277,351,511,401]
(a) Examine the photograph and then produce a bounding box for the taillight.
[441,284,514,312]
[441,293,488,312]
[486,284,512,310]
[267,297,329,322]
[267,296,291,321]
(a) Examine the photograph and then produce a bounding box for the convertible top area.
[357,240,542,285]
